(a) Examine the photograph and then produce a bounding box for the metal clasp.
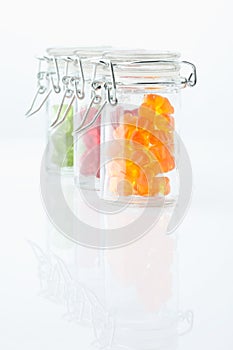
[50,57,61,93]
[25,56,52,117]
[71,57,85,100]
[73,81,107,134]
[50,56,86,129]
[99,59,118,105]
[107,61,118,105]
[73,59,119,135]
[50,59,75,128]
[181,61,197,87]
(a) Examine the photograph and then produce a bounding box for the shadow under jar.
[97,52,196,206]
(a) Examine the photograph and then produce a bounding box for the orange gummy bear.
[123,112,137,126]
[135,173,170,197]
[149,144,175,173]
[139,105,174,132]
[130,129,150,147]
[150,177,170,196]
[113,124,135,140]
[131,149,151,167]
[107,159,140,182]
[142,94,174,115]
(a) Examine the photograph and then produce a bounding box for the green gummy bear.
[50,105,74,168]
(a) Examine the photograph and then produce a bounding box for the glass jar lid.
[73,51,197,134]
[98,50,196,92]
[26,48,196,130]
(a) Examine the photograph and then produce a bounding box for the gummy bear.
[131,149,151,167]
[109,176,134,196]
[113,124,135,140]
[130,129,150,147]
[142,94,174,115]
[82,127,100,149]
[78,107,101,177]
[149,144,175,173]
[80,146,100,178]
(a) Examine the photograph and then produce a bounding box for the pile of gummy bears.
[50,105,74,168]
[106,94,175,197]
[79,93,175,198]
[79,108,101,178]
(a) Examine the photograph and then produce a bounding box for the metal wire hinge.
[73,81,107,135]
[26,55,86,123]
[181,61,197,87]
[25,56,52,117]
[73,58,121,136]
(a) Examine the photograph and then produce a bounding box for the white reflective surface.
[0,139,233,349]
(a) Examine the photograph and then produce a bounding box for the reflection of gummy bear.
[107,94,175,197]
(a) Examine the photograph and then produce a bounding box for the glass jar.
[26,47,111,174]
[46,47,111,174]
[45,52,77,174]
[73,55,106,190]
[95,51,197,205]
[73,50,151,190]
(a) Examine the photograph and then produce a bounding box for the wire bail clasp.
[98,59,118,106]
[71,57,85,100]
[50,58,75,128]
[106,60,118,105]
[50,56,86,129]
[50,57,61,93]
[181,61,197,87]
[25,56,52,117]
[74,59,119,135]
[73,81,107,135]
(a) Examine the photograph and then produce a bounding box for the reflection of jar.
[96,52,197,205]
[105,214,178,349]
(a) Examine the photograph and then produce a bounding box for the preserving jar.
[75,51,196,204]
[26,47,110,174]
[73,53,106,189]
[73,50,151,190]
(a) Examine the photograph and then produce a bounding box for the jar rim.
[98,58,183,90]
[102,50,181,62]
[46,46,112,58]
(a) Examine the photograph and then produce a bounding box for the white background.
[0,0,233,349]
